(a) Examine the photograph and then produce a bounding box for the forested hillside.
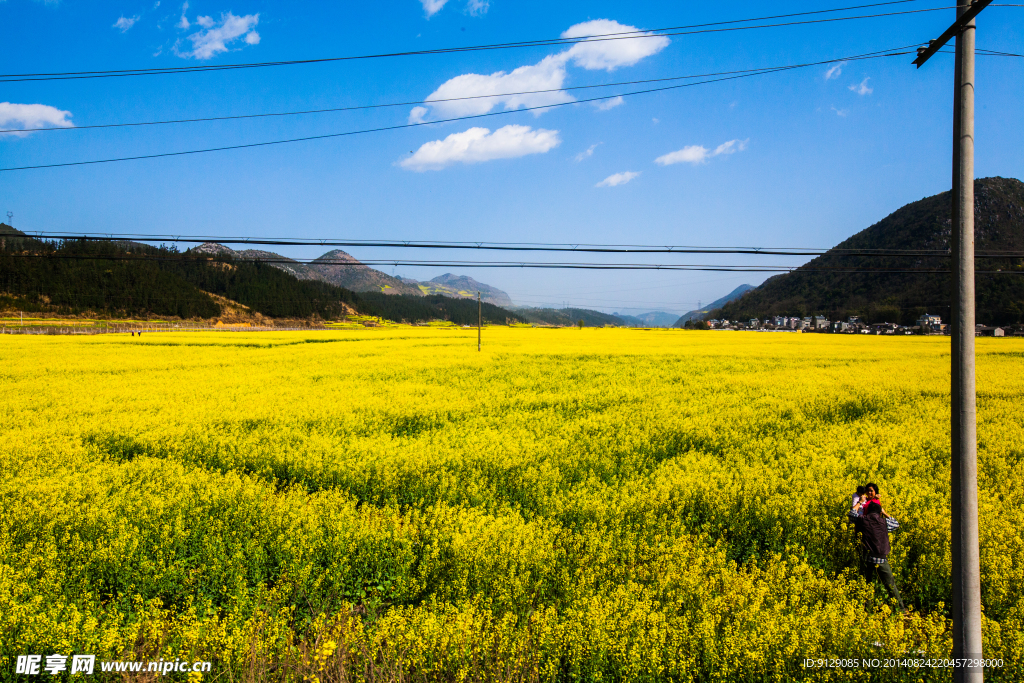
[711,178,1024,325]
[0,227,525,324]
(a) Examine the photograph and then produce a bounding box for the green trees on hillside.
[0,232,525,324]
[0,237,221,318]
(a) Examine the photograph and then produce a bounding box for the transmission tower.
[5,212,11,225]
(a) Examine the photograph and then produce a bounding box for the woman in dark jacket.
[853,501,906,611]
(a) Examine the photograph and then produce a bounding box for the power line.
[5,46,1014,135]
[0,2,953,84]
[18,231,1024,257]
[975,48,1024,56]
[5,253,1023,274]
[0,55,903,135]
[0,47,917,172]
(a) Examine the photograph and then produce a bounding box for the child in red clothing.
[853,483,890,518]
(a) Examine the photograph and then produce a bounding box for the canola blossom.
[1,328,1022,681]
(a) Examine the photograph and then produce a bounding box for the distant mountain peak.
[421,273,514,307]
[314,249,362,265]
[192,242,236,257]
[673,284,754,327]
[185,242,514,303]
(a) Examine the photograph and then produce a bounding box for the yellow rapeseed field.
[1,328,1022,682]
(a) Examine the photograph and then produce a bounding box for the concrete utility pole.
[477,291,482,352]
[914,2,991,679]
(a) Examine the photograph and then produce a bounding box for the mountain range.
[192,243,515,306]
[709,177,1024,326]
[0,228,525,325]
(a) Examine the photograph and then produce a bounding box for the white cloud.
[177,12,260,59]
[849,77,873,95]
[574,143,600,162]
[466,0,489,16]
[832,106,849,117]
[418,54,574,118]
[176,2,190,29]
[0,102,73,137]
[421,0,449,17]
[562,19,669,72]
[655,138,748,166]
[824,61,846,80]
[114,15,140,32]
[408,106,428,124]
[412,19,667,121]
[655,145,709,165]
[596,171,639,187]
[595,95,624,111]
[399,124,561,171]
[713,138,748,156]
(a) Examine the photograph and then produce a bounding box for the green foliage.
[0,237,221,318]
[518,307,623,327]
[0,232,526,324]
[354,292,525,326]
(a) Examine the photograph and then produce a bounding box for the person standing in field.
[853,482,891,519]
[850,485,867,518]
[853,500,906,611]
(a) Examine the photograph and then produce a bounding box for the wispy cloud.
[399,125,561,171]
[408,106,429,124]
[824,61,846,80]
[113,15,141,32]
[411,19,668,120]
[596,171,640,187]
[656,145,709,165]
[574,143,601,162]
[595,95,624,111]
[712,139,747,156]
[831,106,849,117]
[466,0,489,16]
[849,77,873,95]
[420,0,449,17]
[0,102,73,137]
[177,2,190,29]
[655,139,748,166]
[176,12,260,59]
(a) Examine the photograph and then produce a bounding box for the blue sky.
[1,0,1021,314]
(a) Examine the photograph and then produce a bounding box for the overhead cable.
[0,1,945,83]
[7,46,1015,135]
[18,231,1024,258]
[4,253,1023,274]
[0,53,906,134]
[0,47,917,172]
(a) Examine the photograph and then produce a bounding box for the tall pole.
[477,292,481,352]
[951,2,982,680]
